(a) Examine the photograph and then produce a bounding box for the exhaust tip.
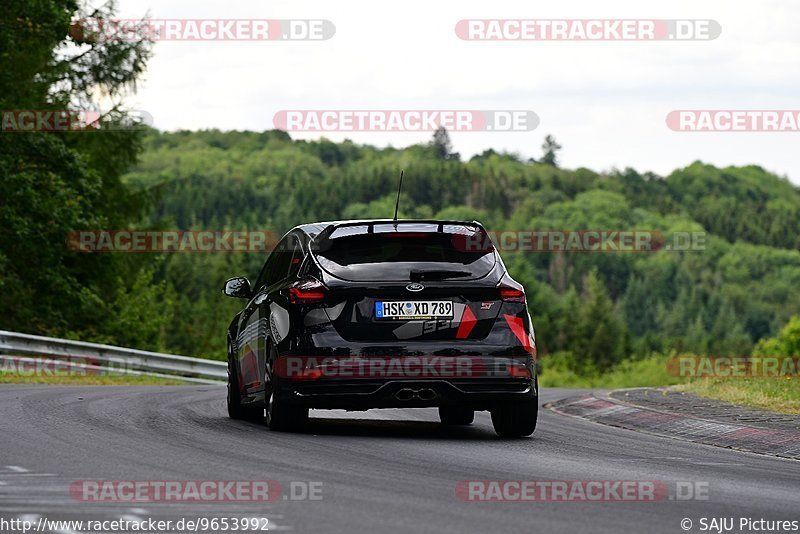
[418,388,437,401]
[395,388,415,401]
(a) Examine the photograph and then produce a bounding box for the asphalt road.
[0,385,798,534]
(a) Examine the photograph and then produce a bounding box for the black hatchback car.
[224,219,538,437]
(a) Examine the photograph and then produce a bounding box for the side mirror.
[223,277,251,299]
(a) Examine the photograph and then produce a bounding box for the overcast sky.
[113,0,800,183]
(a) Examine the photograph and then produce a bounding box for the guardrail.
[0,330,226,384]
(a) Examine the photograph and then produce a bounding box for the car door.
[235,233,300,397]
[260,234,305,390]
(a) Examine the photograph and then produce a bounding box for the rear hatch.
[311,222,504,342]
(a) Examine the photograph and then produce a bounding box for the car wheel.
[227,353,246,419]
[227,347,262,421]
[438,406,474,425]
[264,345,308,431]
[265,382,308,431]
[490,398,538,437]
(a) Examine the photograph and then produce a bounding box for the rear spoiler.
[314,219,485,243]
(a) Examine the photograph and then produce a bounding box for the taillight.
[288,278,326,304]
[507,364,532,379]
[499,286,525,302]
[292,368,323,381]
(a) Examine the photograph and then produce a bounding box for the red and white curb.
[545,393,800,461]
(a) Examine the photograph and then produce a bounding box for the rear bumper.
[275,326,537,410]
[283,377,536,410]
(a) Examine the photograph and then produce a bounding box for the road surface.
[0,385,797,533]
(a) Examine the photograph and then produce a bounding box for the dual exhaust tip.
[395,388,437,401]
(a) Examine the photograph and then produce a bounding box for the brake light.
[499,286,525,302]
[507,365,532,379]
[288,279,326,304]
[386,232,432,238]
[292,368,323,381]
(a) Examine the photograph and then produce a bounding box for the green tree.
[753,316,800,356]
[541,134,562,167]
[577,270,628,371]
[0,0,164,348]
[430,126,458,160]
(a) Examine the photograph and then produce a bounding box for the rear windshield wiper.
[410,269,472,281]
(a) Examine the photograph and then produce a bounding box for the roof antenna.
[393,170,404,225]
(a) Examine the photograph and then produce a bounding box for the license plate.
[375,300,453,320]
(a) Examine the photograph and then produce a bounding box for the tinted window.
[313,226,496,282]
[287,236,304,278]
[255,235,296,290]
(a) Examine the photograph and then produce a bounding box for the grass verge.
[537,352,685,389]
[675,377,800,414]
[0,371,189,386]
[538,352,800,414]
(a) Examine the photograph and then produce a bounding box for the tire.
[438,406,474,425]
[265,382,308,431]
[491,398,538,437]
[264,344,308,432]
[227,344,263,422]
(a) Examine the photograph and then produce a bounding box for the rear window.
[313,223,496,282]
